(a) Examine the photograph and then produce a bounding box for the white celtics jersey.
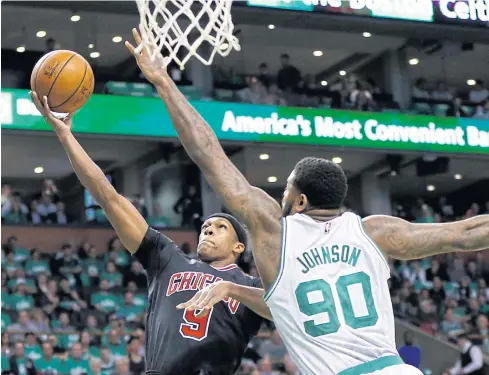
[264,212,399,375]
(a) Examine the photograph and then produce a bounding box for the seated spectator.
[469,80,489,104]
[25,249,50,277]
[441,308,463,337]
[3,251,21,277]
[443,334,483,375]
[7,311,39,343]
[447,97,471,118]
[426,259,449,282]
[38,279,60,316]
[99,346,115,375]
[32,193,57,224]
[82,246,104,283]
[55,202,68,224]
[238,76,268,105]
[114,357,130,375]
[10,281,35,311]
[429,277,446,311]
[58,277,87,312]
[412,78,430,99]
[35,342,64,375]
[124,261,146,289]
[264,84,287,106]
[449,257,468,283]
[104,329,127,359]
[258,329,286,363]
[64,343,92,375]
[8,342,36,375]
[473,99,489,119]
[398,331,421,369]
[24,332,42,362]
[91,279,121,315]
[30,309,50,334]
[417,300,437,334]
[46,334,65,355]
[118,292,145,323]
[8,269,36,294]
[126,282,147,309]
[106,238,129,269]
[80,331,100,360]
[1,192,29,224]
[100,261,123,289]
[85,315,103,337]
[409,261,426,286]
[459,277,475,302]
[431,81,453,101]
[257,355,280,375]
[277,54,301,92]
[127,337,144,375]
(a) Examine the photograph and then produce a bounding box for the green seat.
[433,103,449,117]
[413,102,432,115]
[129,82,154,97]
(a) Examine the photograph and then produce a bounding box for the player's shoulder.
[221,265,261,287]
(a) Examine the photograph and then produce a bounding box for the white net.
[136,0,240,70]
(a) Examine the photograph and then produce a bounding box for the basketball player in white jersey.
[127,28,489,375]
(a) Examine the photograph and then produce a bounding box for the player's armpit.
[363,215,489,260]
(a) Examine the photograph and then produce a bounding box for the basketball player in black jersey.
[30,92,272,375]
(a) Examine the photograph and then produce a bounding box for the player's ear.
[297,193,308,212]
[233,242,245,255]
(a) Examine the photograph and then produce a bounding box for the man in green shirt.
[9,342,36,375]
[10,281,35,311]
[62,343,93,375]
[99,262,123,289]
[98,347,115,375]
[24,333,42,362]
[90,279,121,314]
[35,342,65,375]
[117,292,145,323]
[104,329,127,360]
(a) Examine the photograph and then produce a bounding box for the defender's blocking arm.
[126,28,283,288]
[363,214,489,260]
[30,92,148,254]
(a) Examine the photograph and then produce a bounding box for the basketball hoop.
[136,0,240,70]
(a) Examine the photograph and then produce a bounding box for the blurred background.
[1,1,489,375]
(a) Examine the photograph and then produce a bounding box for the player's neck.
[208,259,236,268]
[303,208,341,222]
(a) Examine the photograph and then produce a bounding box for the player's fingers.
[176,297,198,310]
[195,307,212,318]
[42,96,56,121]
[30,92,45,114]
[125,41,137,56]
[133,27,142,45]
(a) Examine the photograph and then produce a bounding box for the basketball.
[30,50,94,113]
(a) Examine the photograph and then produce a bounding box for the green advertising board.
[2,89,488,155]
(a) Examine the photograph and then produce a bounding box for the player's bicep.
[102,195,148,254]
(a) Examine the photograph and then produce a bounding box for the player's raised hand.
[30,91,74,135]
[125,25,168,86]
[176,281,232,318]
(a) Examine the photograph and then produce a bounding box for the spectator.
[24,333,41,362]
[238,76,268,105]
[113,357,130,375]
[412,78,430,99]
[55,202,68,224]
[46,334,65,355]
[449,257,468,282]
[173,185,202,229]
[99,347,115,375]
[8,311,38,343]
[8,342,36,375]
[10,281,35,312]
[432,82,453,101]
[429,277,446,311]
[25,249,50,276]
[264,84,287,106]
[417,300,437,334]
[409,261,426,286]
[257,63,271,88]
[80,331,99,360]
[441,308,463,337]
[1,192,29,224]
[63,343,92,375]
[91,279,120,315]
[469,80,489,104]
[38,279,60,316]
[258,329,286,363]
[277,54,301,91]
[58,277,87,312]
[398,331,421,369]
[105,329,127,359]
[82,246,104,283]
[35,342,64,375]
[469,315,489,353]
[30,309,50,334]
[100,261,123,289]
[123,261,146,289]
[473,99,489,119]
[118,292,144,323]
[106,238,129,269]
[438,196,455,220]
[32,193,57,224]
[127,337,145,375]
[257,355,280,375]
[283,352,298,375]
[443,334,484,375]
[350,81,374,111]
[426,259,449,281]
[447,97,470,118]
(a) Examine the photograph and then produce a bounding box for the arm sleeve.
[463,346,484,374]
[133,227,178,273]
[251,277,263,289]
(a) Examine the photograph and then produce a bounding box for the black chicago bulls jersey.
[134,227,263,375]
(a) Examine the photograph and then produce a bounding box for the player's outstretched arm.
[30,92,148,254]
[126,27,283,287]
[363,214,489,260]
[176,280,273,320]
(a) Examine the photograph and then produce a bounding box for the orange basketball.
[30,50,94,113]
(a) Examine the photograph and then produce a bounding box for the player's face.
[281,171,306,217]
[197,217,244,263]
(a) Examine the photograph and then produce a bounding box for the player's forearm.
[227,283,273,321]
[457,215,489,252]
[57,130,118,208]
[154,78,225,172]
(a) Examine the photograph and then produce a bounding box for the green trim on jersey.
[356,215,389,270]
[263,218,287,302]
[337,355,404,375]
